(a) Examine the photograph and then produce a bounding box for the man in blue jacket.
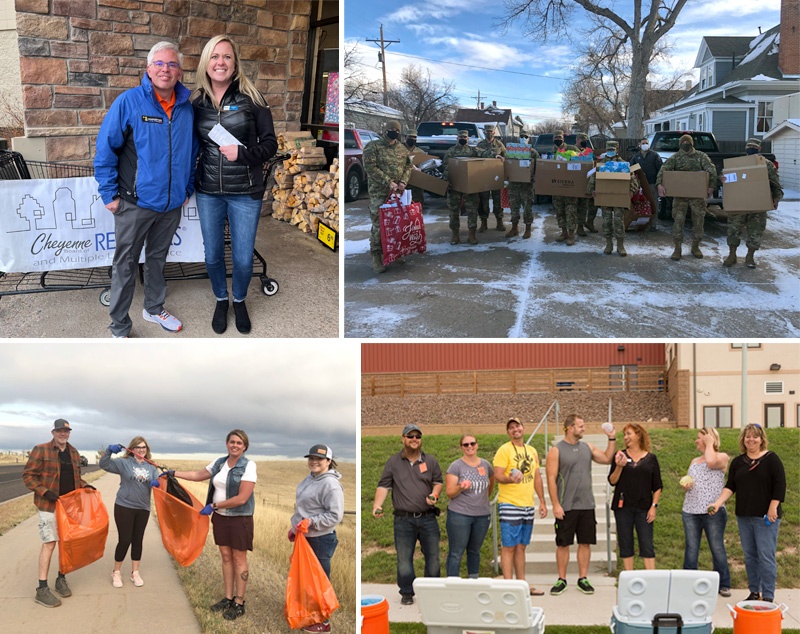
[95,41,198,337]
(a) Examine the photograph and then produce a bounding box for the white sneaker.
[130,571,144,587]
[111,570,123,588]
[142,309,182,332]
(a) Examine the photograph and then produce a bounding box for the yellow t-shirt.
[493,441,540,507]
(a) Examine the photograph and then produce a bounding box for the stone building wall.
[14,0,311,162]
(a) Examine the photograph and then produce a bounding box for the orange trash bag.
[284,519,340,629]
[152,476,209,567]
[55,488,109,575]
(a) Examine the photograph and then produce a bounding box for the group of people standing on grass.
[371,417,786,606]
[22,419,343,632]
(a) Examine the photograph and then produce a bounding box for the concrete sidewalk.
[0,472,200,633]
[362,579,800,629]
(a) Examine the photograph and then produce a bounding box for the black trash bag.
[164,472,193,507]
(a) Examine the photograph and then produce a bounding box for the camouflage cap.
[404,128,417,137]
[745,137,762,148]
[576,132,589,140]
[386,120,402,132]
[606,140,619,149]
[485,125,496,133]
[457,129,469,139]
[553,129,564,138]
[679,134,694,145]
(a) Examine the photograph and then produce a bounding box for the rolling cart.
[0,150,281,304]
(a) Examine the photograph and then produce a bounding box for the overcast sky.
[344,0,783,125]
[0,341,358,462]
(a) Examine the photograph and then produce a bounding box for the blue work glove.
[151,480,160,488]
[108,444,123,454]
[166,470,175,477]
[200,504,214,516]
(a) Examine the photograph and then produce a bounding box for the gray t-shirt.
[555,439,595,511]
[99,451,160,511]
[446,458,493,516]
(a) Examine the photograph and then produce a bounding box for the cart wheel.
[262,279,279,296]
[99,289,111,306]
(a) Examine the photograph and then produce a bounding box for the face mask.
[681,143,692,152]
[386,130,399,140]
[554,139,563,147]
[579,141,588,149]
[640,144,649,152]
[406,139,416,147]
[458,138,467,145]
[745,147,758,155]
[606,150,616,158]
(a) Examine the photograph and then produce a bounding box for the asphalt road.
[344,194,800,338]
[0,464,101,503]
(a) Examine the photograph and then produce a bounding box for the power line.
[389,50,568,80]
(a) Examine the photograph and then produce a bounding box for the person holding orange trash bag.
[286,444,344,633]
[22,419,93,608]
[172,429,256,621]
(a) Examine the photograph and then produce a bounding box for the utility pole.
[472,89,481,109]
[366,24,400,106]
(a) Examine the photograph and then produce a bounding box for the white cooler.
[413,577,545,634]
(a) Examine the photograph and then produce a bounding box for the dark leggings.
[114,503,150,562]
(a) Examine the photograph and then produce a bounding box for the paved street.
[344,194,800,338]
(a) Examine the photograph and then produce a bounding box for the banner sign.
[1,177,205,273]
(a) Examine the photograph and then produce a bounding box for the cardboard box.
[447,157,504,194]
[408,152,438,167]
[721,164,773,214]
[504,158,532,183]
[723,154,766,169]
[534,160,592,198]
[594,163,640,209]
[408,168,449,196]
[660,170,709,198]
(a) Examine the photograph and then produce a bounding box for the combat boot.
[566,230,575,246]
[722,246,737,267]
[522,223,532,239]
[671,241,682,261]
[468,228,478,245]
[371,253,386,274]
[450,229,460,245]
[555,228,568,242]
[577,224,587,237]
[604,237,613,254]
[745,247,757,268]
[478,218,488,233]
[496,217,506,231]
[617,237,627,257]
[505,222,519,238]
[691,239,703,259]
[585,219,598,233]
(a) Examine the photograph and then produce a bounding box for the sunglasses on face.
[462,442,477,447]
[405,434,421,440]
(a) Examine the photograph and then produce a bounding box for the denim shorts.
[37,510,59,543]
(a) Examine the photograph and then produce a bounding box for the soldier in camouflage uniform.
[477,125,507,232]
[506,146,540,239]
[587,141,638,257]
[723,137,783,269]
[574,132,597,235]
[443,129,488,245]
[551,130,581,245]
[656,134,716,261]
[404,128,426,211]
[363,119,412,273]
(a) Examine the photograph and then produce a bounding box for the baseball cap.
[402,424,422,437]
[606,140,619,149]
[404,128,417,137]
[506,417,523,429]
[745,137,761,148]
[305,444,333,460]
[53,418,72,431]
[457,130,469,139]
[553,129,564,138]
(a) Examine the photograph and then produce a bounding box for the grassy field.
[362,429,799,589]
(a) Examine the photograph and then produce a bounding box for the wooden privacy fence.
[362,366,666,397]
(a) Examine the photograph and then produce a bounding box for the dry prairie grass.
[163,459,356,634]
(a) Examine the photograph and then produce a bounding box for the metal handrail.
[490,400,559,575]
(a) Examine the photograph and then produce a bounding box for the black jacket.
[630,149,663,185]
[193,81,278,197]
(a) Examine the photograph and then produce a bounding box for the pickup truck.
[415,121,495,159]
[644,131,777,220]
[344,128,381,202]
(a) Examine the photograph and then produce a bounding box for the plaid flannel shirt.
[23,439,86,512]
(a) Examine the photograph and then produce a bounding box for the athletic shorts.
[37,510,59,543]
[554,508,596,547]
[498,503,535,547]
[212,513,254,551]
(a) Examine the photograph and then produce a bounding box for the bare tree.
[386,65,459,128]
[501,0,691,137]
[0,92,24,138]
[343,41,384,101]
[530,117,575,135]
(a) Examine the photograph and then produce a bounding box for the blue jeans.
[682,509,731,589]
[737,515,780,599]
[306,531,338,580]
[614,507,654,558]
[196,192,262,302]
[446,510,490,577]
[394,513,440,596]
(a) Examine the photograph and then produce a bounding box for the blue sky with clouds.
[344,0,783,127]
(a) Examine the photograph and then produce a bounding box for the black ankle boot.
[233,301,251,334]
[212,299,229,334]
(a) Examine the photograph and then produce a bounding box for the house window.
[697,114,704,131]
[756,101,773,132]
[704,406,733,428]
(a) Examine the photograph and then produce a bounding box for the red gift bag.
[379,194,426,267]
[500,186,510,210]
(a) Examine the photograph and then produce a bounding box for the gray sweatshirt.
[99,450,160,511]
[291,469,344,537]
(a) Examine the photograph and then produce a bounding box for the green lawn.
[362,429,799,588]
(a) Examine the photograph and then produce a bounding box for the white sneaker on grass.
[142,309,182,332]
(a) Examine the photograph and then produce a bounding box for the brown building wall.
[779,0,799,76]
[361,343,665,374]
[15,0,311,162]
